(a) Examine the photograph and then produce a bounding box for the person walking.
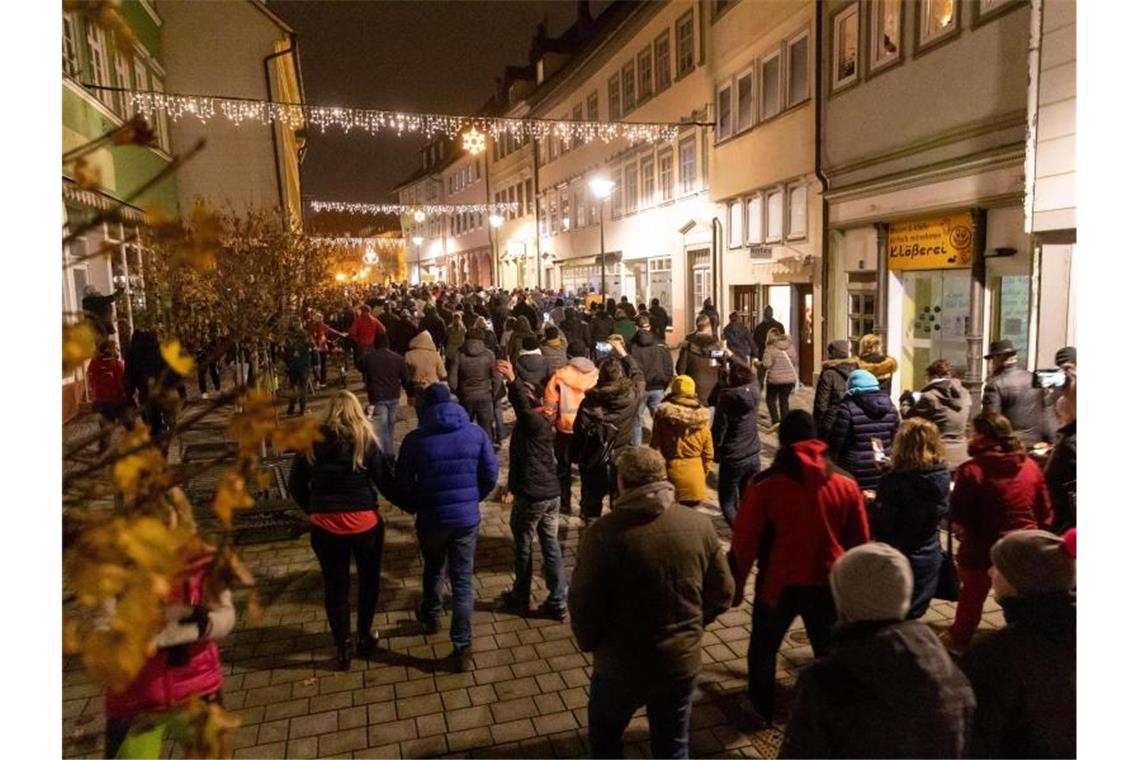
[856,334,898,394]
[982,338,1053,448]
[675,315,722,409]
[497,360,567,622]
[780,543,975,759]
[571,353,642,521]
[444,311,467,364]
[648,297,669,341]
[418,304,447,351]
[539,324,568,373]
[570,447,734,759]
[545,343,599,516]
[194,323,223,399]
[613,308,637,345]
[813,340,858,436]
[751,306,784,388]
[730,410,869,720]
[124,328,177,441]
[869,418,951,619]
[287,391,388,669]
[946,412,1052,652]
[628,318,675,448]
[825,369,900,495]
[348,305,385,367]
[514,335,550,392]
[588,305,615,358]
[360,332,409,457]
[283,322,313,416]
[560,308,591,359]
[404,329,449,417]
[899,358,972,470]
[710,360,762,526]
[86,340,129,452]
[449,326,500,441]
[722,311,756,364]
[650,375,714,507]
[699,298,721,340]
[760,329,798,428]
[1044,347,1076,532]
[394,383,499,672]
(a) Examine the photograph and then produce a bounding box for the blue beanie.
[423,383,452,407]
[847,369,880,395]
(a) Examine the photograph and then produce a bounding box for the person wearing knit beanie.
[829,543,913,622]
[845,368,880,395]
[520,336,541,353]
[989,529,1075,599]
[669,374,697,398]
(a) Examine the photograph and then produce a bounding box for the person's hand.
[497,359,515,382]
[862,489,876,501]
[608,336,627,358]
[723,347,733,358]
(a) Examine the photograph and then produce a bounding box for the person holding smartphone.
[825,369,900,495]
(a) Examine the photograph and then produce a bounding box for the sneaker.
[446,646,474,673]
[532,600,567,622]
[415,609,440,635]
[498,589,529,615]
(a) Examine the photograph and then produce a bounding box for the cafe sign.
[888,211,975,270]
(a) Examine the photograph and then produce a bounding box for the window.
[654,32,671,92]
[641,157,655,208]
[728,201,743,248]
[539,196,548,236]
[589,189,599,225]
[572,104,583,147]
[525,179,534,215]
[716,84,732,141]
[586,92,599,122]
[621,61,636,114]
[63,12,80,77]
[679,137,697,194]
[559,187,570,231]
[608,75,621,120]
[746,197,762,245]
[761,52,781,120]
[919,0,958,48]
[765,189,784,242]
[549,193,560,234]
[574,184,586,228]
[659,149,674,202]
[612,168,624,218]
[624,163,639,214]
[788,32,810,105]
[637,46,653,103]
[736,70,754,133]
[676,11,695,76]
[86,23,113,108]
[151,74,169,150]
[788,185,807,238]
[870,1,902,70]
[833,4,859,90]
[113,51,132,116]
[849,292,876,341]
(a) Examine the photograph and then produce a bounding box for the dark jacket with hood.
[629,329,674,391]
[752,317,785,352]
[649,304,669,339]
[858,353,899,394]
[419,310,447,350]
[569,480,734,685]
[514,351,550,393]
[450,337,499,403]
[826,390,901,492]
[814,358,859,433]
[571,375,642,501]
[710,380,762,464]
[561,312,590,357]
[900,377,972,469]
[723,320,756,362]
[613,316,637,344]
[1043,420,1076,533]
[589,313,615,344]
[288,429,387,513]
[388,316,418,356]
[505,376,559,502]
[361,347,409,404]
[511,301,539,332]
[959,591,1075,759]
[539,340,568,373]
[781,620,976,759]
[675,332,722,405]
[982,362,1054,446]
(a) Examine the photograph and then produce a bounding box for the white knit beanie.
[830,543,914,623]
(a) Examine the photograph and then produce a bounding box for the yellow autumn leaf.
[84,624,152,693]
[271,415,324,455]
[212,471,254,526]
[71,157,101,190]
[112,447,168,498]
[160,340,195,376]
[63,321,97,374]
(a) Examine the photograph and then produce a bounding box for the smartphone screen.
[871,437,886,462]
[595,341,613,356]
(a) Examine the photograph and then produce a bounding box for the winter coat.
[450,338,499,403]
[959,591,1076,759]
[629,330,675,391]
[444,322,466,361]
[762,336,799,386]
[419,312,447,350]
[544,358,599,435]
[781,620,976,759]
[723,320,756,362]
[813,359,858,434]
[512,301,539,331]
[561,314,591,357]
[649,305,669,339]
[394,400,498,531]
[288,430,387,513]
[569,480,734,685]
[589,314,615,344]
[514,352,550,392]
[870,467,951,618]
[858,353,898,393]
[361,347,409,404]
[506,376,560,502]
[826,390,900,493]
[675,332,722,406]
[124,330,171,404]
[650,397,714,503]
[388,318,418,355]
[710,381,762,464]
[900,377,972,469]
[752,318,785,353]
[732,440,870,607]
[404,331,448,396]
[571,378,641,498]
[507,323,535,363]
[1043,421,1076,533]
[540,341,568,373]
[950,449,1052,569]
[348,312,384,349]
[86,355,126,404]
[613,316,637,345]
[982,364,1054,447]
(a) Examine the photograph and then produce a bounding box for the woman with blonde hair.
[870,418,951,618]
[288,390,388,669]
[857,333,898,393]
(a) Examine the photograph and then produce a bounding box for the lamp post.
[489,213,504,290]
[589,176,615,308]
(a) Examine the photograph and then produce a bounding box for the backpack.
[578,412,619,470]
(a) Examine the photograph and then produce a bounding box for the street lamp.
[489,214,504,289]
[589,176,615,307]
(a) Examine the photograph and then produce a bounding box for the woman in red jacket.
[947,412,1052,652]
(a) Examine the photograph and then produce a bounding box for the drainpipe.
[711,217,721,328]
[813,4,833,348]
[263,34,297,213]
[964,208,988,410]
[873,223,889,343]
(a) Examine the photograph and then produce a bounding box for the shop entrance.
[900,270,971,391]
[731,285,760,332]
[762,284,813,385]
[688,249,711,331]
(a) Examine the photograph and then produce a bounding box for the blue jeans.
[417,524,479,648]
[717,454,761,527]
[509,496,566,609]
[633,389,666,447]
[588,674,697,759]
[372,399,399,457]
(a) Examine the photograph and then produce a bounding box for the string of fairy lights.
[310,201,519,219]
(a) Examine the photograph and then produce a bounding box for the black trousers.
[554,432,574,514]
[765,383,794,425]
[748,584,836,717]
[310,523,384,645]
[197,361,221,394]
[461,397,495,441]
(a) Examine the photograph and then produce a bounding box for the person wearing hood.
[449,326,501,442]
[751,306,785,377]
[348,305,386,366]
[560,308,591,358]
[900,359,972,469]
[675,314,723,408]
[545,342,600,515]
[613,309,637,345]
[722,311,756,364]
[360,332,410,457]
[394,383,499,673]
[946,412,1052,653]
[571,352,643,521]
[548,298,566,327]
[869,419,951,619]
[629,317,675,447]
[981,338,1053,449]
[508,316,536,363]
[418,304,447,351]
[404,330,449,418]
[856,333,898,394]
[959,530,1075,759]
[731,410,870,720]
[588,306,615,357]
[813,340,859,436]
[648,297,669,340]
[780,543,976,759]
[539,324,568,373]
[761,329,799,427]
[124,328,179,440]
[826,369,900,494]
[700,298,721,339]
[388,310,418,355]
[569,447,734,760]
[283,322,314,416]
[514,335,551,394]
[512,294,539,335]
[651,375,714,506]
[710,360,762,526]
[444,311,467,363]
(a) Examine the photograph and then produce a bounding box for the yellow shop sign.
[888,212,975,270]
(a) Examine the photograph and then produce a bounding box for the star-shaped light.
[363,245,379,265]
[462,127,486,156]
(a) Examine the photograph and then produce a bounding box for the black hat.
[779,410,817,446]
[522,336,541,351]
[1055,346,1076,367]
[984,339,1016,359]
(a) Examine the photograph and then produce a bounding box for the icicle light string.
[311,236,405,248]
[81,85,697,145]
[310,201,519,217]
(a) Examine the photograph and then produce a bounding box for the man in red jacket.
[348,305,385,367]
[730,409,869,720]
[86,340,129,452]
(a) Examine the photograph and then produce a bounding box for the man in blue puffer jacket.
[825,369,900,495]
[395,382,499,672]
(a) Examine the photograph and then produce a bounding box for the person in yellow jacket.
[651,374,714,506]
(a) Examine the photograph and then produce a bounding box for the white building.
[394,139,447,285]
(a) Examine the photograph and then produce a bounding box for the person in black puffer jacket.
[675,315,722,407]
[628,322,675,447]
[514,336,550,393]
[710,359,762,526]
[449,327,500,440]
[722,311,756,364]
[814,340,859,437]
[571,355,643,521]
[826,369,900,494]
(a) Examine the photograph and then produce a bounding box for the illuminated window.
[870,1,902,70]
[728,201,743,248]
[679,137,696,194]
[624,163,638,213]
[765,189,784,242]
[919,0,958,48]
[641,157,655,208]
[608,75,621,120]
[676,11,695,76]
[637,46,653,103]
[654,32,671,91]
[621,61,636,113]
[659,149,674,202]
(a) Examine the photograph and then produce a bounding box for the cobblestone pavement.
[62,372,1006,758]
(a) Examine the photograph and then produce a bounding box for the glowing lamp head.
[489,214,505,229]
[411,236,424,246]
[413,210,426,223]
[589,177,616,200]
[335,272,347,283]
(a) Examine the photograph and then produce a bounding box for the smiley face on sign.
[949,224,973,252]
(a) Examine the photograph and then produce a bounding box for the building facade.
[395,138,448,285]
[441,147,494,288]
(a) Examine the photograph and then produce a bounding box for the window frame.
[525,179,534,215]
[715,82,733,142]
[788,184,808,240]
[659,148,674,203]
[621,61,636,115]
[868,0,903,73]
[607,74,621,120]
[559,186,570,232]
[654,31,671,93]
[572,103,584,148]
[679,136,697,195]
[637,45,653,104]
[831,3,860,93]
[787,30,811,106]
[86,23,113,108]
[113,50,132,117]
[624,163,639,215]
[760,48,782,121]
[611,166,624,218]
[574,182,587,229]
[765,188,784,243]
[728,201,743,249]
[63,12,81,78]
[916,0,961,53]
[676,10,695,78]
[735,66,754,134]
[586,91,599,123]
[150,73,169,151]
[640,156,656,209]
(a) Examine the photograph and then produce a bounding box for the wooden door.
[794,285,815,386]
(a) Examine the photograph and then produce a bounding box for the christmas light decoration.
[312,235,405,249]
[462,127,487,156]
[311,201,519,217]
[413,210,426,223]
[362,245,379,265]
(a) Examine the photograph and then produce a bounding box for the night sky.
[268,0,594,222]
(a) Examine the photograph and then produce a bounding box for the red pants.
[949,565,992,649]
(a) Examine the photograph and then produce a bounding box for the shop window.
[746,197,762,245]
[832,3,859,91]
[728,201,743,248]
[649,257,673,315]
[991,275,1031,367]
[870,0,902,71]
[788,185,807,239]
[849,292,875,341]
[919,0,958,49]
[788,32,810,105]
[736,69,754,133]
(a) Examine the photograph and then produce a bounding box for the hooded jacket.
[87,355,126,404]
[723,320,756,362]
[361,347,409,404]
[982,362,1054,446]
[569,480,734,685]
[560,313,591,357]
[711,380,762,464]
[1043,421,1076,533]
[648,304,669,339]
[781,620,976,759]
[950,449,1052,569]
[613,316,637,344]
[589,313,615,344]
[349,312,385,348]
[572,377,641,472]
[539,340,568,373]
[404,331,448,395]
[650,397,714,503]
[395,399,498,531]
[762,335,799,386]
[419,311,447,350]
[288,429,387,513]
[813,358,859,433]
[444,321,467,361]
[900,377,972,469]
[544,357,599,435]
[450,337,499,403]
[506,376,560,501]
[731,440,869,607]
[826,390,900,493]
[858,353,898,393]
[675,332,722,405]
[752,317,785,351]
[514,351,550,392]
[629,329,675,391]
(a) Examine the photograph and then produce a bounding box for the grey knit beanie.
[830,543,914,623]
[991,529,1075,595]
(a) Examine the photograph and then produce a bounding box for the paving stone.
[265,698,310,721]
[339,705,367,730]
[318,727,368,756]
[447,727,495,752]
[257,718,291,744]
[285,736,319,759]
[490,696,539,722]
[490,717,537,744]
[395,692,443,720]
[368,718,418,746]
[289,710,339,740]
[394,677,437,699]
[467,684,499,705]
[533,692,566,715]
[309,690,354,713]
[536,672,566,693]
[235,741,287,759]
[367,701,398,725]
[401,734,448,758]
[445,705,494,732]
[532,710,579,735]
[415,713,447,737]
[493,676,541,700]
[352,684,396,706]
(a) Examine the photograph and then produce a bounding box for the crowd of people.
[85,280,1078,758]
